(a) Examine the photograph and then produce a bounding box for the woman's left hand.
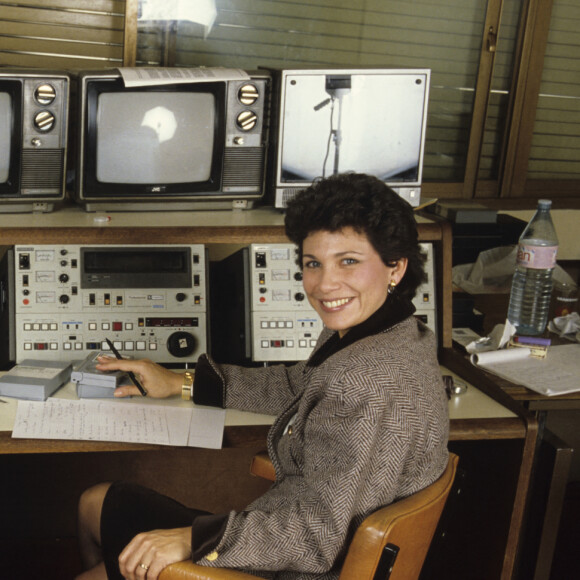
[118,526,192,580]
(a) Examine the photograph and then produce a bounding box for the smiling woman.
[75,173,448,580]
[300,228,407,337]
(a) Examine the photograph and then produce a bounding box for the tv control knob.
[34,83,57,106]
[233,136,245,145]
[31,138,42,148]
[175,292,187,302]
[236,110,258,131]
[60,260,68,267]
[59,294,70,304]
[59,274,69,283]
[294,272,303,281]
[238,83,259,106]
[167,331,197,358]
[34,110,56,132]
[295,292,305,302]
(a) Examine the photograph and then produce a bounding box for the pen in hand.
[105,338,147,396]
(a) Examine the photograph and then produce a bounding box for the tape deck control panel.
[13,244,207,365]
[211,242,436,364]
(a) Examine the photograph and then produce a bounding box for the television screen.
[0,92,11,184]
[279,71,427,184]
[95,91,216,185]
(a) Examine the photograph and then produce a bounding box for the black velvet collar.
[306,294,416,368]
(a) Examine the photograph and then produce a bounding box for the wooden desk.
[0,361,536,580]
[0,208,532,579]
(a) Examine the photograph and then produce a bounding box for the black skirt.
[101,481,209,580]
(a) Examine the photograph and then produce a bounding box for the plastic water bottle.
[507,199,558,335]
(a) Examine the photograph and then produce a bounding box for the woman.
[76,173,449,580]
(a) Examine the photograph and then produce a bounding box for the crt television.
[74,69,270,211]
[266,68,430,208]
[0,69,69,213]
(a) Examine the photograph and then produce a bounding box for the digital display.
[81,247,192,289]
[83,249,187,274]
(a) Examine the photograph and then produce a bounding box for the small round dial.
[236,110,258,131]
[34,110,56,132]
[34,83,56,106]
[238,83,259,106]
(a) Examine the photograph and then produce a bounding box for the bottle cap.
[538,199,552,209]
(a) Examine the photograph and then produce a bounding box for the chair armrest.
[159,561,261,580]
[250,451,276,482]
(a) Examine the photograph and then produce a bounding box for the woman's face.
[301,227,407,337]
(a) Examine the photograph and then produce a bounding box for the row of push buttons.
[260,320,294,329]
[22,341,158,352]
[23,323,59,331]
[23,322,136,332]
[260,339,317,349]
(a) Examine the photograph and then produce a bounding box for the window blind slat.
[0,0,128,69]
[527,0,580,181]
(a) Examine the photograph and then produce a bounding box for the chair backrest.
[339,453,459,580]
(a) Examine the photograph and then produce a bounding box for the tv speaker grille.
[223,147,264,188]
[21,149,64,190]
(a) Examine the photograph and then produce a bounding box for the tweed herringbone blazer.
[193,313,449,579]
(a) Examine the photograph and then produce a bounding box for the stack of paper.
[471,344,580,396]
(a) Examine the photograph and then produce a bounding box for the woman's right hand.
[96,356,187,399]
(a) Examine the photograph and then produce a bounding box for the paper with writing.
[12,399,225,448]
[471,344,580,396]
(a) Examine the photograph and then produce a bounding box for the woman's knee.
[78,482,113,536]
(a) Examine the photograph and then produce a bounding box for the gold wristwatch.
[181,371,194,401]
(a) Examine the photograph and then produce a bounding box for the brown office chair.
[160,452,459,580]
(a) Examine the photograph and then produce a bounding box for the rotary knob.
[59,273,69,283]
[238,83,259,106]
[34,83,56,106]
[166,331,197,358]
[34,110,56,132]
[59,294,70,304]
[236,110,258,131]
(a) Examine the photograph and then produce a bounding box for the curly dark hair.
[284,173,427,299]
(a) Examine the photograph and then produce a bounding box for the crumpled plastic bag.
[548,312,580,343]
[453,245,576,294]
[453,246,518,293]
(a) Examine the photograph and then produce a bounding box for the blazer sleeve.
[193,353,308,416]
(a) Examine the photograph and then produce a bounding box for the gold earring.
[388,280,397,295]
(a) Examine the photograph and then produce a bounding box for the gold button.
[205,551,219,562]
[287,426,293,436]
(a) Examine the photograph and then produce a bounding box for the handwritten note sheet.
[471,343,580,396]
[12,399,225,449]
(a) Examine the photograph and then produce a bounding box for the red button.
[113,321,123,331]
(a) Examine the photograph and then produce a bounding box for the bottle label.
[516,244,558,269]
